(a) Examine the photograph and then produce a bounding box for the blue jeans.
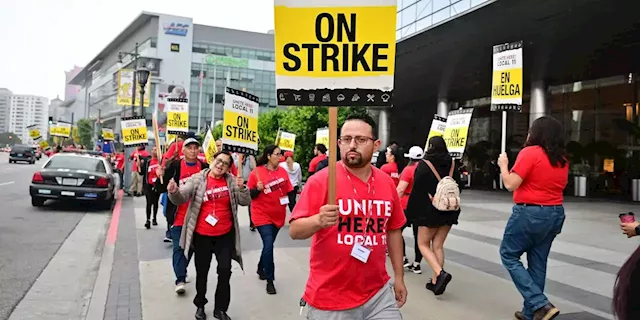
[257,224,280,281]
[500,205,565,320]
[170,225,190,285]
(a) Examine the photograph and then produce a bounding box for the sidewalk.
[123,190,628,320]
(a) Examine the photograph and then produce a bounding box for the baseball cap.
[405,146,424,160]
[284,151,294,158]
[183,137,200,147]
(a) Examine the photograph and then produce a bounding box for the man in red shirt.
[308,143,327,175]
[289,115,407,319]
[155,138,208,295]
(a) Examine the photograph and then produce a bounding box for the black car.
[29,150,119,209]
[9,144,36,164]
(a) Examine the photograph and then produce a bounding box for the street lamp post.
[136,67,151,117]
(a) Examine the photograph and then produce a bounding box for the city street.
[1,157,639,319]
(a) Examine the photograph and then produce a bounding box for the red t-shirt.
[290,163,406,311]
[195,175,233,236]
[147,158,159,184]
[399,163,417,210]
[380,162,400,186]
[115,153,125,171]
[308,154,327,173]
[131,150,150,172]
[163,140,184,166]
[510,146,569,205]
[173,160,203,227]
[247,166,293,228]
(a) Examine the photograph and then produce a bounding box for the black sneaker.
[195,307,206,320]
[266,280,277,295]
[152,219,158,226]
[250,226,256,232]
[163,236,172,243]
[433,270,452,295]
[257,266,266,280]
[425,278,435,292]
[145,220,150,229]
[407,263,422,274]
[402,257,410,268]
[213,310,231,320]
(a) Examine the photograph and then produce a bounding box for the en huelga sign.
[274,0,397,107]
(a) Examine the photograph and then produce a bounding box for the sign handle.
[238,154,244,179]
[499,110,507,190]
[327,107,338,205]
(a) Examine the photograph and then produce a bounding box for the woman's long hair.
[526,116,567,168]
[424,136,451,162]
[613,244,640,320]
[388,145,407,174]
[257,144,278,166]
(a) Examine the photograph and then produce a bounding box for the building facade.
[64,66,83,101]
[0,88,12,134]
[68,12,277,142]
[8,94,48,143]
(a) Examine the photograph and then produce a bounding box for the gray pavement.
[0,153,113,320]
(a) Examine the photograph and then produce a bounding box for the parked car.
[9,144,36,164]
[29,150,119,209]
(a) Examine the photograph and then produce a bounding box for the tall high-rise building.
[0,88,12,133]
[9,94,49,143]
[65,66,83,101]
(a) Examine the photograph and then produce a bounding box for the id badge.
[350,242,371,263]
[279,196,289,205]
[205,214,219,227]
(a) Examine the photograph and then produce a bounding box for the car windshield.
[45,156,106,173]
[11,145,31,152]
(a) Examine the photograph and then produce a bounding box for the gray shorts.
[307,280,402,320]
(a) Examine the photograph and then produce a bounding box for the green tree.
[0,132,22,146]
[76,119,94,148]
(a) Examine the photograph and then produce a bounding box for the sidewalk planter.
[574,176,587,197]
[632,179,640,201]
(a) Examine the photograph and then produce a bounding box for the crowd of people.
[43,113,639,320]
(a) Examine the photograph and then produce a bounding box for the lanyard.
[340,162,375,238]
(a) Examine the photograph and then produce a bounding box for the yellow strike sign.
[121,117,148,147]
[166,98,189,135]
[490,41,523,112]
[275,5,396,77]
[223,109,258,144]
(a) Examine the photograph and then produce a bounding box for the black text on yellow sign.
[167,113,188,130]
[492,71,521,97]
[124,128,147,143]
[279,138,294,151]
[282,13,389,73]
[225,115,257,143]
[443,128,467,148]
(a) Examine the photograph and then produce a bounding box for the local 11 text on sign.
[274,0,397,107]
[442,108,474,159]
[491,41,523,112]
[166,98,189,135]
[221,87,259,155]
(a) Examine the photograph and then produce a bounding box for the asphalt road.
[0,152,112,320]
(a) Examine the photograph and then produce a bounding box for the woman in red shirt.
[396,146,424,274]
[167,151,250,320]
[498,116,569,320]
[380,144,405,186]
[247,145,293,295]
[142,147,160,229]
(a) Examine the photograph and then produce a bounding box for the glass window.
[401,23,417,37]
[396,30,402,40]
[397,12,402,30]
[232,48,241,58]
[45,156,106,173]
[225,47,232,56]
[433,0,450,12]
[417,0,433,20]
[432,6,451,25]
[401,4,417,28]
[471,0,488,7]
[451,0,470,15]
[193,47,207,53]
[416,15,433,32]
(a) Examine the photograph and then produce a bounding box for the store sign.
[164,22,189,36]
[170,43,180,52]
[205,54,249,68]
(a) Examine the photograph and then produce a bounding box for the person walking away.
[308,143,327,175]
[498,116,569,320]
[279,151,302,212]
[236,153,256,231]
[406,136,461,295]
[247,145,293,295]
[141,147,161,229]
[129,146,150,196]
[396,146,424,274]
[156,138,209,295]
[289,114,407,319]
[167,151,250,320]
[375,141,398,168]
[381,144,406,186]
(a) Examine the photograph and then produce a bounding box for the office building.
[0,88,11,133]
[391,0,640,200]
[65,66,83,101]
[67,11,277,141]
[9,94,48,143]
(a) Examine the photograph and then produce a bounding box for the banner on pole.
[117,69,151,107]
[102,128,115,141]
[315,128,329,147]
[277,131,296,151]
[491,41,523,112]
[221,87,259,155]
[442,109,474,158]
[121,116,149,147]
[166,98,189,135]
[274,0,397,107]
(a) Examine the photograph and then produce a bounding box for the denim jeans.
[170,226,190,285]
[257,224,280,281]
[500,204,565,320]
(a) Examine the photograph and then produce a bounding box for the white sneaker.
[403,257,411,268]
[175,282,186,294]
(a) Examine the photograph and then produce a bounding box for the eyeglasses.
[271,151,283,156]
[339,136,375,146]
[214,158,231,167]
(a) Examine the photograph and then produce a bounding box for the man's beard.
[343,149,371,168]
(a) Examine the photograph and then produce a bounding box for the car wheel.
[100,197,114,211]
[31,197,45,207]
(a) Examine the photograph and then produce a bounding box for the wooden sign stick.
[327,107,338,205]
[238,154,244,179]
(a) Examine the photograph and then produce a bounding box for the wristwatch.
[635,224,640,237]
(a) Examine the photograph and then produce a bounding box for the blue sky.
[0,0,274,100]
